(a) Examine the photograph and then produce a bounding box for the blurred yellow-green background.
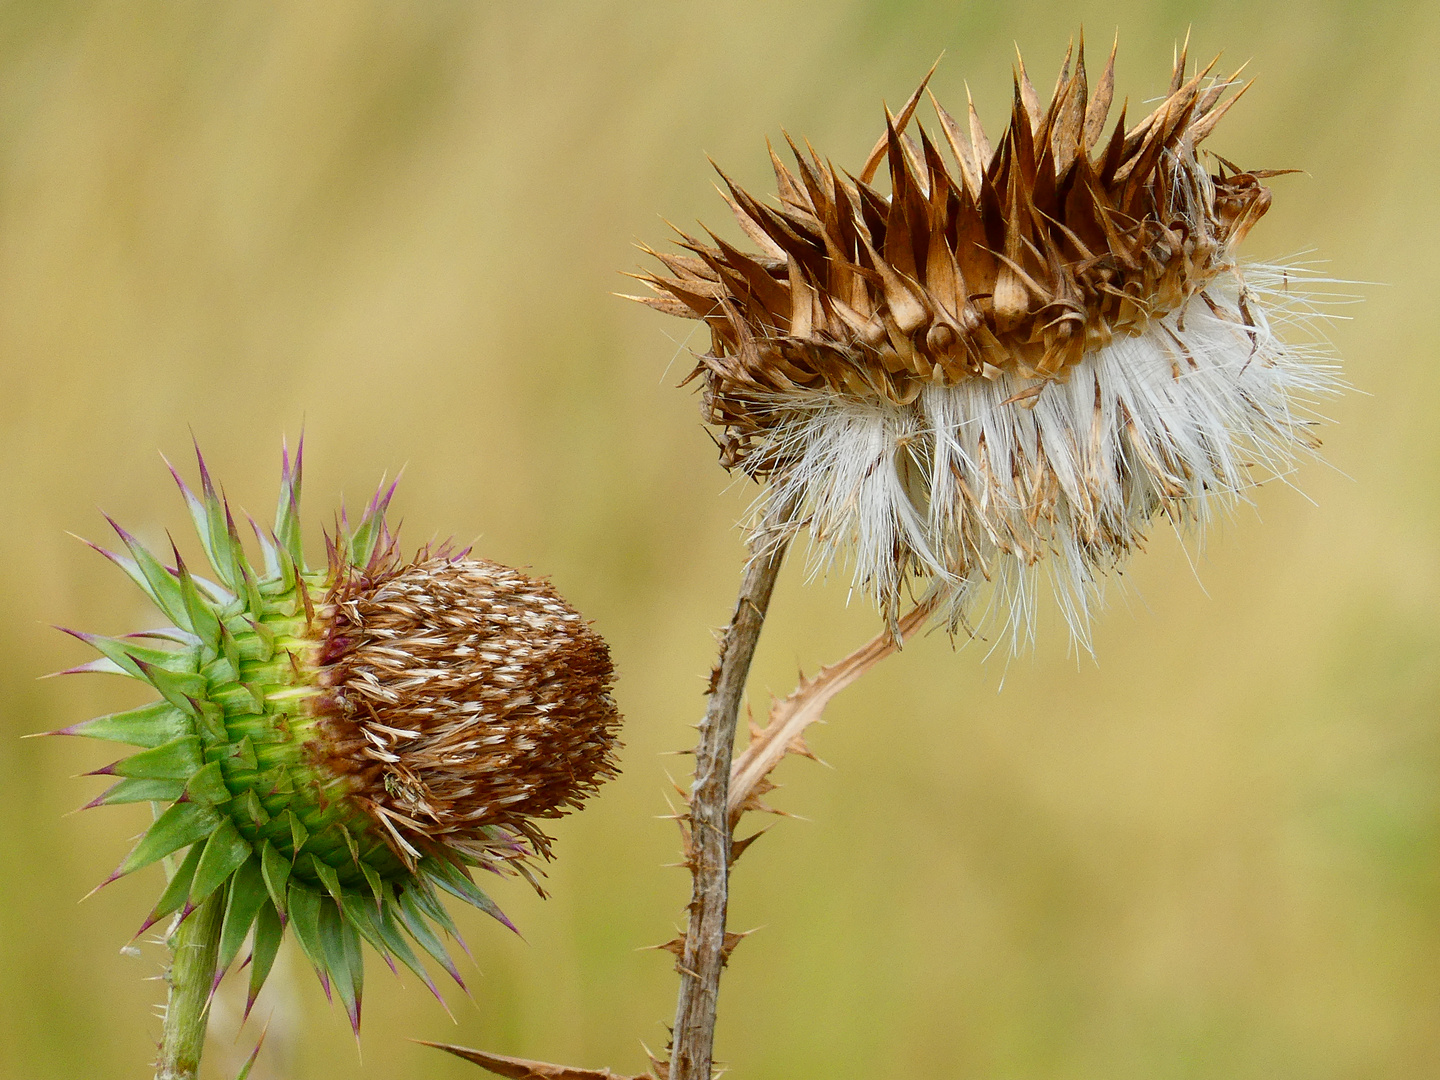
[2,1,1436,1077]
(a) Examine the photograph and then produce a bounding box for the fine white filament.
[752,266,1342,650]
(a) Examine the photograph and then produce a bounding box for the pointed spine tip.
[160,452,197,502]
[194,453,213,496]
[73,533,122,566]
[135,908,166,939]
[450,928,475,960]
[82,868,124,902]
[102,513,139,548]
[44,658,119,678]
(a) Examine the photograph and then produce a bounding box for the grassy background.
[1,1,1436,1077]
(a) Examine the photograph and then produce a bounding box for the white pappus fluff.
[749,265,1343,650]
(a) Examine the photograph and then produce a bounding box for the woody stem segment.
[669,532,792,1080]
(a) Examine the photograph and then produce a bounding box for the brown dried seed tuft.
[311,555,622,873]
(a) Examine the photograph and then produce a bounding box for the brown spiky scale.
[633,42,1264,473]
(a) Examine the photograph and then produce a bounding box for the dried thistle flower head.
[50,442,622,1030]
[634,38,1340,645]
[314,555,620,869]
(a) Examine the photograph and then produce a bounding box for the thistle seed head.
[313,555,621,871]
[634,38,1342,645]
[50,442,622,1030]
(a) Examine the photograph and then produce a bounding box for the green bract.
[57,444,521,1030]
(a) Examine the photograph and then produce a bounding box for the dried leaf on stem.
[416,1041,654,1080]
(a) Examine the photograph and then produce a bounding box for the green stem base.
[155,890,224,1080]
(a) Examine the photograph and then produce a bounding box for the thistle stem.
[669,530,791,1080]
[155,890,224,1080]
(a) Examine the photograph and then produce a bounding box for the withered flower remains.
[54,443,621,1029]
[635,40,1338,642]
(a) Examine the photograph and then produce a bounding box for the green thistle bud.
[51,442,623,1030]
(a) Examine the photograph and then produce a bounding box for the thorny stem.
[155,890,224,1080]
[669,530,792,1080]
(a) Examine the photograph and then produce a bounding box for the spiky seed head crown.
[634,37,1339,643]
[51,442,623,1030]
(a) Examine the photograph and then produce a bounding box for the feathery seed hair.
[633,37,1340,644]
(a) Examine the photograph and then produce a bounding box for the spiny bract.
[52,442,622,1030]
[633,38,1341,646]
